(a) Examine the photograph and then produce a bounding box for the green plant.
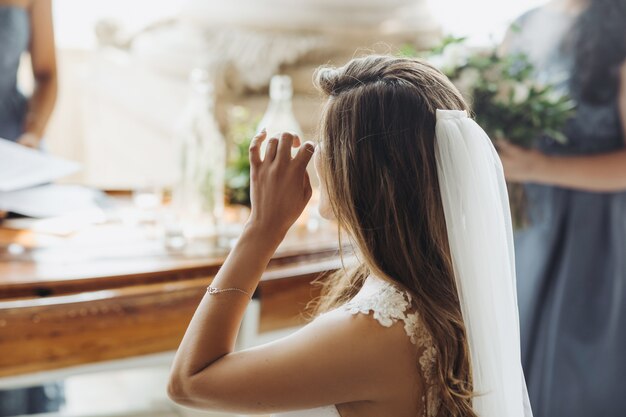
[225,106,259,207]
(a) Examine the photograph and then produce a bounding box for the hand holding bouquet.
[403,37,576,227]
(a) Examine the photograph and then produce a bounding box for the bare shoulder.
[167,294,425,415]
[310,305,426,417]
[312,306,422,386]
[316,306,419,346]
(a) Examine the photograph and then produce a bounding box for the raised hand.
[247,129,316,241]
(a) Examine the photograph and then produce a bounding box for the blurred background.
[6,1,617,417]
[40,0,543,189]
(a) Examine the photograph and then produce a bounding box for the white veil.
[434,109,533,417]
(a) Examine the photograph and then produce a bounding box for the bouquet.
[402,38,576,227]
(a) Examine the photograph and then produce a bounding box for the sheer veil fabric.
[434,109,533,417]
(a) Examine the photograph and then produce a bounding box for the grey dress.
[509,8,626,417]
[0,5,29,141]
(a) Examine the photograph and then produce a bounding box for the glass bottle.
[171,68,226,240]
[257,74,322,231]
[257,75,302,153]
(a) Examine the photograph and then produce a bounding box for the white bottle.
[172,68,226,240]
[257,75,302,155]
[257,74,321,230]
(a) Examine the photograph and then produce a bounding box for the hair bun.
[313,66,341,95]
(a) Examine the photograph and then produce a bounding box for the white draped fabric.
[434,109,533,417]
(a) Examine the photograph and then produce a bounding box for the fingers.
[256,131,314,168]
[303,169,312,189]
[302,170,313,200]
[265,136,279,162]
[277,132,295,160]
[294,141,316,169]
[249,129,267,166]
[292,134,302,148]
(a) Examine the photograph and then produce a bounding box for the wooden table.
[0,205,345,380]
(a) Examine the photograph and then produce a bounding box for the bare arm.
[534,150,626,192]
[499,61,626,192]
[168,132,416,413]
[18,0,57,148]
[169,300,413,414]
[169,130,311,380]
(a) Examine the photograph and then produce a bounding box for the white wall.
[52,0,181,50]
[426,0,547,44]
[44,0,550,187]
[52,0,548,50]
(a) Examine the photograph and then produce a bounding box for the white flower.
[440,43,469,72]
[427,54,445,69]
[494,79,516,104]
[512,82,530,104]
[546,90,565,104]
[454,67,481,96]
[483,63,503,84]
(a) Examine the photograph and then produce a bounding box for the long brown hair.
[312,55,476,417]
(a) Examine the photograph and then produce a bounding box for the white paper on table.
[0,184,107,218]
[2,211,107,236]
[0,138,80,192]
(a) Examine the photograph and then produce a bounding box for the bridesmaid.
[0,1,61,415]
[0,0,57,148]
[500,0,626,416]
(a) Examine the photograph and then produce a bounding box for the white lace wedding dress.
[271,275,440,417]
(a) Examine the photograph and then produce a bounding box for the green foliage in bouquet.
[405,36,576,147]
[225,106,258,207]
[402,37,576,227]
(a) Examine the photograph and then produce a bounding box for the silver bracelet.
[207,285,252,299]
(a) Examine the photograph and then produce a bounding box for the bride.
[168,55,532,417]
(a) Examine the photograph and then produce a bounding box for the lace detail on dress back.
[341,276,441,417]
